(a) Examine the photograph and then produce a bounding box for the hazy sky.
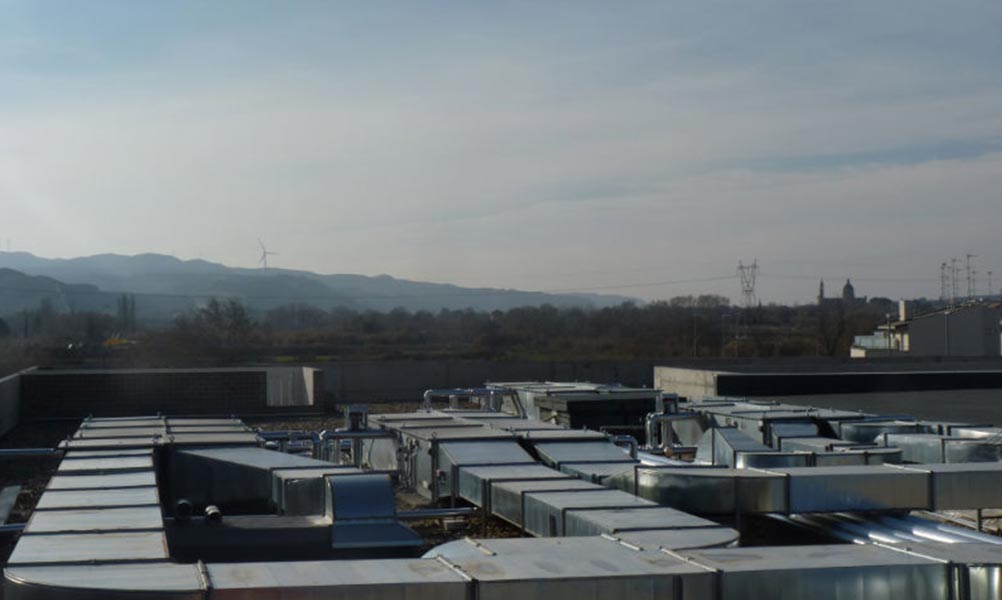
[2,1,1001,304]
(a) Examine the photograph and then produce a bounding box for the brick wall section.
[20,370,269,418]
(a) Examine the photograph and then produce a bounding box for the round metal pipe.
[398,507,476,520]
[204,505,222,524]
[0,448,61,457]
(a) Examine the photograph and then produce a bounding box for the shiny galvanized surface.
[166,425,250,434]
[82,418,165,429]
[372,410,459,422]
[882,433,947,463]
[34,486,159,510]
[779,436,867,453]
[330,521,424,549]
[533,441,635,467]
[514,429,609,441]
[74,426,167,439]
[896,462,1002,510]
[7,531,169,565]
[616,527,740,550]
[325,473,397,521]
[272,466,361,515]
[207,559,468,600]
[774,465,929,513]
[456,464,569,507]
[56,455,154,474]
[25,505,163,532]
[734,451,809,469]
[889,542,1002,600]
[952,426,1002,440]
[62,448,153,459]
[769,422,819,447]
[559,461,636,484]
[968,566,1002,600]
[166,417,245,427]
[682,544,949,600]
[521,489,659,537]
[841,421,928,444]
[561,506,721,537]
[47,470,157,490]
[398,426,512,442]
[944,439,1002,463]
[858,447,903,464]
[172,446,330,506]
[3,563,202,600]
[166,432,259,446]
[695,427,773,467]
[813,451,869,466]
[59,437,158,450]
[490,419,566,432]
[445,537,715,600]
[490,479,603,527]
[439,441,536,499]
[634,467,785,514]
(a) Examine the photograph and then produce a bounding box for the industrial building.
[4,369,1002,598]
[852,301,1002,358]
[655,360,1002,425]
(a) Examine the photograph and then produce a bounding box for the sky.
[1,1,1001,305]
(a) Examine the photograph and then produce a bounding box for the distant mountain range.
[0,252,633,322]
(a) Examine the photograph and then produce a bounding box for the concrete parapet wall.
[20,367,319,418]
[320,360,657,404]
[0,367,33,437]
[654,366,730,400]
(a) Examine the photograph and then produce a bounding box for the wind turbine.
[258,239,278,270]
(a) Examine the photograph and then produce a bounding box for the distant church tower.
[817,279,825,306]
[842,279,855,304]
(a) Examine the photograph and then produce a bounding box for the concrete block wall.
[20,369,269,418]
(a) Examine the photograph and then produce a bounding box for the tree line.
[1,293,914,366]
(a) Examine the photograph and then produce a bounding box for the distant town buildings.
[817,279,864,307]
